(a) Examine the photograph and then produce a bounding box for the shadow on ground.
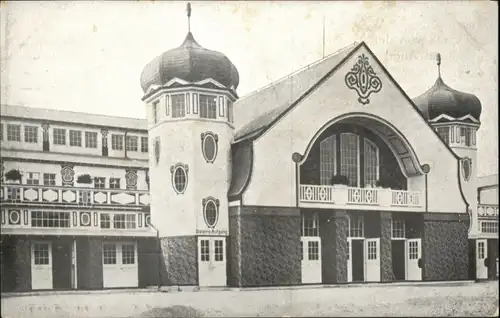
[136,305,201,318]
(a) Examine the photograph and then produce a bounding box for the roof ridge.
[237,42,359,102]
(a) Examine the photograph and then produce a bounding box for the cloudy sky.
[1,1,498,176]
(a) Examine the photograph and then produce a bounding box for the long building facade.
[1,7,498,291]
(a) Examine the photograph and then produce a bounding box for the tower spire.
[186,2,192,33]
[436,53,441,78]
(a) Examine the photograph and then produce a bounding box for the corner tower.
[140,3,239,286]
[413,53,482,231]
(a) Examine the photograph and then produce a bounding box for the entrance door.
[364,238,380,282]
[347,238,352,282]
[301,237,321,284]
[198,237,226,287]
[476,239,488,280]
[406,238,422,281]
[102,242,138,288]
[31,241,53,290]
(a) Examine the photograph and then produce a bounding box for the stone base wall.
[160,236,198,285]
[228,206,301,287]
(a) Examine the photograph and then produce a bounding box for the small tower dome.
[140,6,239,93]
[413,53,482,121]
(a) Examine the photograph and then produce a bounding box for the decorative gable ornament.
[60,164,75,186]
[345,54,383,105]
[125,169,138,189]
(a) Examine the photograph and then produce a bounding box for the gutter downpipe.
[147,222,162,290]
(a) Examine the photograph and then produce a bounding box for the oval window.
[462,158,471,182]
[204,200,219,228]
[202,134,218,163]
[154,139,160,164]
[9,210,20,225]
[173,166,187,194]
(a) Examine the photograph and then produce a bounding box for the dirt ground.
[1,281,498,318]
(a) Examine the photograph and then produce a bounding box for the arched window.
[319,135,336,185]
[363,138,379,187]
[340,133,359,187]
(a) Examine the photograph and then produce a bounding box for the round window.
[462,158,471,182]
[204,200,219,228]
[173,166,187,194]
[202,134,218,163]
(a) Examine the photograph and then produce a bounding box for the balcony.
[299,184,423,211]
[0,183,150,208]
[477,204,499,218]
[1,208,155,237]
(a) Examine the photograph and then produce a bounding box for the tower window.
[227,100,234,123]
[171,163,188,194]
[152,100,159,124]
[460,127,472,146]
[171,94,185,118]
[436,127,450,144]
[199,94,217,119]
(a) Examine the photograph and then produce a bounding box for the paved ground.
[1,281,498,318]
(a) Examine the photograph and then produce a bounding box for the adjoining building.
[1,4,498,291]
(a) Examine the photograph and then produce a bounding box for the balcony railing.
[0,183,150,207]
[477,204,499,218]
[299,184,422,208]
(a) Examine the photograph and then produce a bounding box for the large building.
[1,6,498,291]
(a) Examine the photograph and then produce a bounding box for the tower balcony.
[298,184,423,212]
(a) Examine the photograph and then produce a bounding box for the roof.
[232,42,359,142]
[1,104,147,131]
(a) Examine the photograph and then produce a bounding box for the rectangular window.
[391,219,406,239]
[141,136,148,153]
[367,241,377,260]
[218,96,224,117]
[340,133,359,187]
[43,173,56,186]
[122,244,136,265]
[307,241,319,260]
[109,178,121,189]
[0,123,3,140]
[100,213,111,229]
[436,127,450,144]
[200,239,210,262]
[33,243,50,265]
[301,213,319,237]
[227,100,234,123]
[460,127,472,147]
[214,240,224,261]
[408,241,419,260]
[31,211,71,228]
[7,187,20,200]
[477,241,485,259]
[111,134,123,150]
[480,221,498,234]
[94,177,106,189]
[53,128,66,145]
[69,130,82,147]
[26,172,40,185]
[364,139,379,187]
[85,131,98,148]
[7,124,21,141]
[103,244,117,265]
[165,95,170,116]
[113,214,136,229]
[349,215,364,238]
[199,94,217,119]
[171,94,185,118]
[320,135,336,185]
[24,125,38,143]
[152,100,159,124]
[126,135,138,152]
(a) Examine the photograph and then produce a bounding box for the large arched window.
[319,135,336,185]
[340,133,359,187]
[363,138,379,187]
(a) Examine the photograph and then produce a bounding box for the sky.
[0,1,498,176]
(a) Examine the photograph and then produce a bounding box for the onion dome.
[140,4,239,93]
[413,53,482,121]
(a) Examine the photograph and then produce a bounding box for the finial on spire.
[436,53,441,78]
[186,2,192,32]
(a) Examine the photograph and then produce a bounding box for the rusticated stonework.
[228,206,301,287]
[160,236,198,285]
[380,212,394,282]
[333,212,349,283]
[423,219,469,281]
[319,210,349,284]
